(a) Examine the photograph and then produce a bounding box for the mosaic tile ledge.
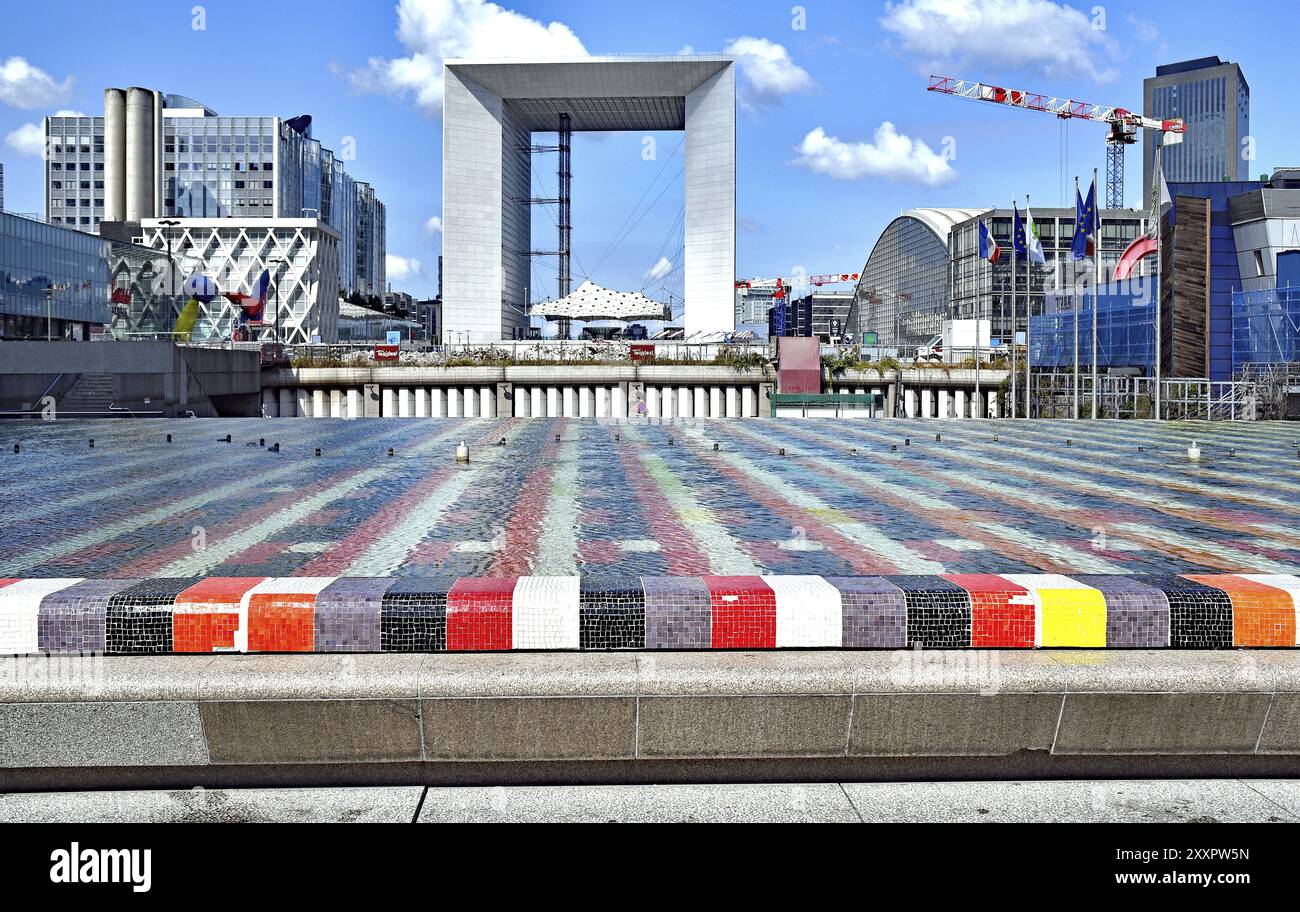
[1,573,1299,655]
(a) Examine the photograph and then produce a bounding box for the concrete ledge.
[3,651,1300,787]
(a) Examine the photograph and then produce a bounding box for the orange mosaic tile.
[1186,575,1296,647]
[172,577,264,654]
[247,592,317,652]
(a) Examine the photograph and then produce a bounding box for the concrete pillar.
[938,389,950,419]
[955,389,968,419]
[694,386,707,418]
[709,386,723,419]
[431,388,447,418]
[397,389,412,418]
[414,388,429,418]
[329,390,344,418]
[125,87,156,222]
[278,388,293,419]
[595,386,609,419]
[646,386,660,419]
[546,387,560,418]
[515,385,531,417]
[103,89,127,223]
[346,388,362,419]
[886,384,897,419]
[313,389,327,419]
[531,386,544,418]
[579,386,593,418]
[562,386,576,418]
[296,388,311,418]
[677,387,692,419]
[661,387,675,420]
[447,387,462,418]
[970,390,983,419]
[904,388,916,418]
[381,388,395,417]
[463,387,478,418]
[742,386,757,418]
[481,386,495,418]
[725,386,739,418]
[261,389,277,417]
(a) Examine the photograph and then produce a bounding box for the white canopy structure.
[531,280,667,322]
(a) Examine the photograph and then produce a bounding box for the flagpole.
[1024,194,1032,421]
[1073,176,1080,420]
[975,224,982,415]
[1154,144,1164,422]
[1091,167,1101,420]
[1011,201,1018,418]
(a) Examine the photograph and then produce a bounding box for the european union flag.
[1013,203,1028,259]
[1072,180,1097,261]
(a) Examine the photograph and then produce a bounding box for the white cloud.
[4,122,45,157]
[724,36,814,104]
[424,215,443,235]
[387,254,423,282]
[52,109,87,117]
[643,256,672,283]
[1127,14,1159,44]
[880,0,1117,82]
[0,57,74,109]
[793,123,955,186]
[346,0,587,113]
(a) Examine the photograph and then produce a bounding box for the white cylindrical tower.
[103,89,127,223]
[125,87,156,222]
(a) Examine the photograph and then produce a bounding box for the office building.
[846,207,1147,351]
[1,209,111,340]
[1143,57,1250,207]
[43,88,382,296]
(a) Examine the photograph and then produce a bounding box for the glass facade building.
[1143,57,1250,208]
[1233,286,1300,375]
[1,210,110,340]
[847,207,1147,353]
[1030,281,1157,371]
[44,91,382,297]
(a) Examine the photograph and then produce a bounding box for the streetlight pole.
[159,219,181,337]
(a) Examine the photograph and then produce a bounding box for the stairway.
[58,374,117,416]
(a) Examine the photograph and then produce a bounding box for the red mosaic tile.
[173,577,264,653]
[447,576,515,651]
[945,574,1034,648]
[703,576,776,649]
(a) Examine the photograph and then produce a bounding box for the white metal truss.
[133,219,341,343]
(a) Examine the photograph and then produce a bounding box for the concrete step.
[58,373,117,413]
[2,780,1298,823]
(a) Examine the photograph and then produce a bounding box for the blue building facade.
[0,210,110,340]
[1030,280,1157,371]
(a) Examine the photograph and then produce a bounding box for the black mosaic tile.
[1136,575,1233,649]
[579,574,646,650]
[105,578,196,654]
[893,575,972,649]
[380,575,457,652]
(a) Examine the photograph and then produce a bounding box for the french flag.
[979,220,1001,265]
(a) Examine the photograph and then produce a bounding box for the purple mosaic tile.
[1075,574,1171,648]
[314,577,396,653]
[642,576,711,649]
[825,576,907,648]
[37,579,138,655]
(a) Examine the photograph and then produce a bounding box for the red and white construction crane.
[926,75,1185,209]
[735,272,860,293]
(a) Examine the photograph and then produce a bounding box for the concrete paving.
[3,780,1298,823]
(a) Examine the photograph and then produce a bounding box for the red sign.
[373,345,400,362]
[630,343,655,364]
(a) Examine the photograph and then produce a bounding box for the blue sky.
[2,0,1295,302]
